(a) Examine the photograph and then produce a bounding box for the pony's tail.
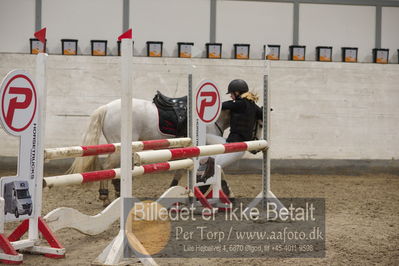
[66,105,108,174]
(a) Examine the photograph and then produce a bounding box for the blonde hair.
[241,91,259,102]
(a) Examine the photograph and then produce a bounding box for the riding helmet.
[226,79,249,94]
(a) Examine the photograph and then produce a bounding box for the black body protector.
[222,95,262,143]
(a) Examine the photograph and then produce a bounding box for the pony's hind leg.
[99,153,120,206]
[105,152,121,200]
[99,180,110,206]
[112,179,120,198]
[92,156,109,203]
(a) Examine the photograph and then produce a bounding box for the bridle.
[214,121,224,136]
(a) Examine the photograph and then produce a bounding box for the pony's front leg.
[220,169,235,203]
[169,169,185,187]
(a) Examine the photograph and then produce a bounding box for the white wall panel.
[0,0,35,53]
[1,54,399,160]
[382,7,399,63]
[269,61,399,159]
[216,1,293,60]
[42,0,123,55]
[130,0,210,57]
[300,4,375,62]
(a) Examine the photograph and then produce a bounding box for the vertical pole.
[243,74,286,216]
[97,37,157,265]
[123,0,130,33]
[120,38,133,231]
[293,0,299,45]
[0,198,4,234]
[35,0,42,32]
[375,5,382,49]
[262,75,270,204]
[187,74,194,197]
[29,52,47,240]
[210,0,217,43]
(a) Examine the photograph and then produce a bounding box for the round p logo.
[0,70,37,135]
[195,80,221,124]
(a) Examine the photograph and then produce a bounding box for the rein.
[215,121,224,136]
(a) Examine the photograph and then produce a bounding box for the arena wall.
[1,1,399,63]
[0,54,398,172]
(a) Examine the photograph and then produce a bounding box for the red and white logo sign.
[195,81,221,124]
[0,70,37,134]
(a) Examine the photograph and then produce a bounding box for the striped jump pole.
[43,159,193,188]
[44,138,191,160]
[134,140,268,165]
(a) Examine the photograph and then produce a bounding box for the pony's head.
[253,118,263,140]
[206,109,231,137]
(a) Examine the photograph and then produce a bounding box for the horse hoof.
[99,195,109,201]
[99,189,109,201]
[170,179,179,187]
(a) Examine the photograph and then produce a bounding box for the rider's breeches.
[206,134,245,168]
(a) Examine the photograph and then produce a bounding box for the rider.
[198,79,263,199]
[222,79,263,143]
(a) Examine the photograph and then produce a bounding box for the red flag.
[118,29,132,41]
[34,27,46,44]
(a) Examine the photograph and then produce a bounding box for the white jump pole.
[96,37,133,265]
[134,140,268,165]
[120,37,133,220]
[43,159,194,188]
[244,74,286,215]
[28,52,47,241]
[43,138,192,160]
[96,36,157,266]
[263,74,270,205]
